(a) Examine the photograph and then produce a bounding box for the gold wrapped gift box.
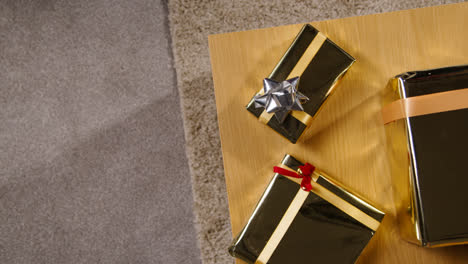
[229,154,384,263]
[384,65,468,247]
[246,24,355,143]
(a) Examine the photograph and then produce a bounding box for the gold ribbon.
[255,164,381,264]
[382,88,468,124]
[255,188,309,264]
[257,32,328,126]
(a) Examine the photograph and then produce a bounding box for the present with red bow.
[229,154,385,264]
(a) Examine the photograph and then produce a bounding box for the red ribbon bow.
[273,163,315,191]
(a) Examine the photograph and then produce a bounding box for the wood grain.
[208,3,468,263]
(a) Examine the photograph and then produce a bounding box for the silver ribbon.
[254,77,309,123]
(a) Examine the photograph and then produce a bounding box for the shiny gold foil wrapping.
[246,24,355,143]
[229,154,384,263]
[384,65,468,247]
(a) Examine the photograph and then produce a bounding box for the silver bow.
[254,77,309,123]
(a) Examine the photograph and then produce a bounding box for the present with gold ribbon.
[228,154,384,264]
[382,65,468,247]
[246,24,355,143]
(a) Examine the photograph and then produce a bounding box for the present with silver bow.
[246,24,355,143]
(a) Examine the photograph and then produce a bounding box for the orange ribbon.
[382,88,468,124]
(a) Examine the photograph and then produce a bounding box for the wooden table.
[208,3,468,263]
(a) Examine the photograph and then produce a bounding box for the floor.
[0,1,201,263]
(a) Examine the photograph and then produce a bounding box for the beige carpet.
[166,1,462,263]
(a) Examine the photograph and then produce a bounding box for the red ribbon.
[273,163,315,191]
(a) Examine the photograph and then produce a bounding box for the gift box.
[229,154,384,264]
[383,65,468,247]
[246,24,355,143]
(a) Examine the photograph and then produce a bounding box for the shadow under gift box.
[246,24,355,144]
[383,65,468,247]
[229,154,385,264]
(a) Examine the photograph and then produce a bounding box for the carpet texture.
[0,0,201,263]
[166,0,463,263]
